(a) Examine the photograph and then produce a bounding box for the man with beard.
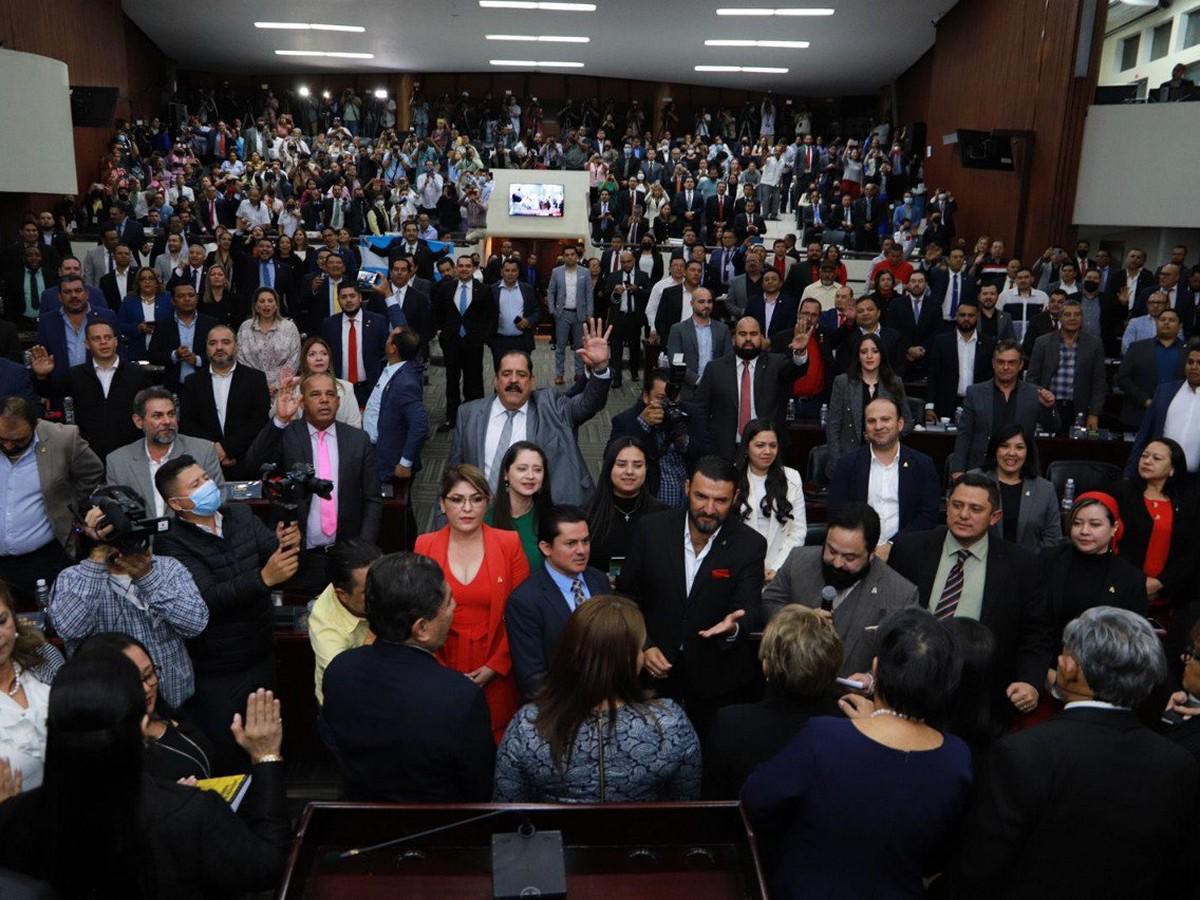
[761,501,918,676]
[924,299,993,422]
[617,455,767,735]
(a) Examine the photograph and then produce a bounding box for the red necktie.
[347,318,359,383]
[718,197,725,219]
[776,258,785,275]
[837,313,845,329]
[738,361,753,438]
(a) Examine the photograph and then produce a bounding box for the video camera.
[657,355,690,448]
[261,462,333,525]
[85,485,170,556]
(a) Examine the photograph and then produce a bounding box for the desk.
[236,487,415,554]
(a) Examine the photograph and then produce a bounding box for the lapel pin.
[871,586,878,594]
[1108,585,1115,593]
[902,461,909,468]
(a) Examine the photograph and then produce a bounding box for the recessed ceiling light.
[695,65,742,71]
[255,21,366,32]
[695,64,788,72]
[326,51,375,58]
[486,34,591,42]
[274,50,376,59]
[374,88,389,99]
[490,59,585,67]
[480,1,597,9]
[715,7,834,15]
[704,38,809,47]
[297,85,311,97]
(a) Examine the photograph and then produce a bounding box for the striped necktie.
[934,550,971,618]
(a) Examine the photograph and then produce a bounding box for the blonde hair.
[759,606,843,697]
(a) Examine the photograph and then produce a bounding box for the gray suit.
[951,379,1061,473]
[154,255,185,287]
[105,435,225,518]
[762,546,920,676]
[725,273,761,319]
[547,264,594,380]
[666,317,731,389]
[448,375,610,505]
[1026,330,1108,418]
[824,374,909,476]
[971,471,1062,552]
[33,420,104,550]
[83,244,115,289]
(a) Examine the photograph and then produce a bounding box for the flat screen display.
[509,183,564,217]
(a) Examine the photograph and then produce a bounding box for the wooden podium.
[278,801,768,899]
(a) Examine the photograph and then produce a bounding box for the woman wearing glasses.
[415,464,531,742]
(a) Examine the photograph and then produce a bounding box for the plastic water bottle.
[786,398,796,422]
[271,590,284,608]
[1071,412,1085,440]
[954,405,964,427]
[1061,477,1076,513]
[62,396,75,425]
[34,579,50,613]
[819,403,828,428]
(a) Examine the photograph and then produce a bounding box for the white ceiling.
[124,0,955,94]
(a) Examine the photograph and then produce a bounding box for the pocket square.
[711,568,731,579]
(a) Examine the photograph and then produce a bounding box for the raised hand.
[274,375,301,421]
[789,316,812,353]
[575,316,613,371]
[230,688,283,763]
[29,345,55,379]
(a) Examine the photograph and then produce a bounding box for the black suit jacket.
[654,284,689,344]
[366,286,433,349]
[113,218,145,263]
[234,258,297,317]
[731,212,766,243]
[884,291,944,359]
[589,201,618,240]
[0,357,39,409]
[1116,338,1186,429]
[384,237,445,281]
[705,194,736,230]
[601,269,650,326]
[98,271,134,312]
[744,294,799,338]
[147,313,218,389]
[322,641,495,802]
[35,361,151,460]
[925,331,995,419]
[318,310,389,404]
[887,527,1053,699]
[4,267,58,324]
[244,418,382,545]
[166,266,208,299]
[928,268,979,316]
[616,508,766,700]
[828,445,941,535]
[949,707,1198,898]
[178,365,271,479]
[696,350,806,461]
[432,279,498,350]
[0,319,20,363]
[506,563,611,698]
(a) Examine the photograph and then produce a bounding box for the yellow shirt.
[308,583,371,705]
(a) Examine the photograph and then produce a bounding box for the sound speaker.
[902,121,927,157]
[69,86,119,128]
[168,102,188,129]
[956,130,1014,171]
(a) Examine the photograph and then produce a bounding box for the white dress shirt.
[867,445,901,542]
[955,330,978,398]
[941,270,965,319]
[211,363,236,431]
[144,442,171,518]
[113,267,131,300]
[140,298,157,349]
[683,516,721,598]
[483,397,528,482]
[562,266,581,311]
[93,358,119,398]
[1165,381,1200,472]
[497,284,524,336]
[340,313,367,384]
[762,295,779,335]
[645,276,683,332]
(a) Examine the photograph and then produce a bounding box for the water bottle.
[62,396,75,425]
[35,579,50,613]
[23,350,32,369]
[786,398,796,422]
[271,590,284,608]
[1061,477,1076,513]
[819,403,828,428]
[954,405,964,427]
[1071,412,1085,440]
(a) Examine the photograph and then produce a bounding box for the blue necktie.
[950,274,960,317]
[260,261,272,288]
[458,284,469,337]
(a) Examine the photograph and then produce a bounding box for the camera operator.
[608,367,707,508]
[48,486,208,709]
[153,455,300,774]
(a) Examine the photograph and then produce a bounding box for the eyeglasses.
[444,493,486,509]
[140,665,159,686]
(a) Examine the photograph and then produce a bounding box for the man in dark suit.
[506,507,611,698]
[923,300,995,421]
[1106,248,1155,307]
[616,455,768,733]
[107,205,145,265]
[489,258,542,368]
[432,255,497,432]
[1125,346,1200,476]
[318,284,388,407]
[797,192,831,245]
[235,238,297,317]
[375,328,429,483]
[1132,263,1195,335]
[731,200,766,244]
[384,220,446,281]
[651,259,705,348]
[672,176,705,236]
[366,257,433,357]
[97,244,136,312]
[3,244,57,326]
[1116,313,1186,431]
[928,247,979,320]
[322,552,495,802]
[884,270,944,377]
[705,182,735,241]
[0,357,39,409]
[178,326,271,481]
[619,207,649,246]
[603,250,650,388]
[165,243,209,299]
[589,189,619,243]
[851,184,883,253]
[708,230,745,290]
[696,315,811,462]
[829,397,941,543]
[597,235,625,281]
[33,276,120,384]
[1027,297,1108,434]
[949,606,1196,898]
[743,268,798,339]
[245,370,382,593]
[148,282,217,390]
[887,472,1054,720]
[3,220,60,277]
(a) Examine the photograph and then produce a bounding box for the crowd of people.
[0,89,1199,897]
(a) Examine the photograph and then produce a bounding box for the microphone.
[820,585,837,612]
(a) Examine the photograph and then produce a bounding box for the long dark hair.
[587,436,655,544]
[941,618,1002,752]
[847,332,903,396]
[34,653,151,897]
[534,595,653,770]
[490,440,553,531]
[1133,436,1187,499]
[736,419,793,525]
[74,631,179,722]
[983,423,1040,479]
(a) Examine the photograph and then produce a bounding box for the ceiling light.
[695,64,788,72]
[275,50,325,56]
[274,50,376,58]
[374,88,388,99]
[322,91,331,99]
[489,59,585,67]
[255,22,366,32]
[695,65,742,71]
[297,85,311,97]
[480,1,597,9]
[704,38,809,47]
[715,7,834,15]
[326,51,375,58]
[486,34,591,42]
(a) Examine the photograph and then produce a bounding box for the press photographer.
[48,485,209,708]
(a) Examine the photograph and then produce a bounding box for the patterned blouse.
[494,700,701,803]
[236,317,302,393]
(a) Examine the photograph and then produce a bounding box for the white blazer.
[745,466,807,574]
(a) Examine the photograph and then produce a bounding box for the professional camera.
[261,462,334,525]
[656,359,690,449]
[85,484,170,555]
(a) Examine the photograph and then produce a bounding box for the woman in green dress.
[485,441,553,572]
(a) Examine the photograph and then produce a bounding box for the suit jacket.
[976,307,1016,342]
[83,245,116,288]
[35,306,120,384]
[731,212,766,243]
[762,548,920,676]
[744,294,799,338]
[1116,338,1186,429]
[384,237,446,281]
[725,272,764,319]
[982,474,1063,553]
[666,317,731,387]
[178,364,271,480]
[318,310,389,405]
[366,285,433,349]
[884,291,944,358]
[433,279,498,350]
[851,196,883,237]
[832,326,907,376]
[1127,379,1190,476]
[0,358,39,409]
[322,641,495,802]
[165,265,208,300]
[32,420,104,550]
[112,219,145,264]
[489,281,542,351]
[449,376,609,505]
[949,707,1197,898]
[708,246,745,286]
[824,374,909,469]
[0,319,20,363]
[925,331,995,419]
[705,194,736,231]
[616,508,766,699]
[652,283,693,346]
[105,434,225,518]
[589,201,618,241]
[97,271,138,312]
[1026,329,1107,417]
[828,444,940,536]
[235,258,297,316]
[244,418,382,545]
[3,266,58,323]
[600,269,649,325]
[928,268,979,317]
[147,313,218,390]
[195,196,234,233]
[506,562,610,698]
[672,189,705,226]
[375,361,429,479]
[951,379,1062,473]
[696,350,806,462]
[34,361,152,460]
[115,294,173,362]
[887,526,1053,696]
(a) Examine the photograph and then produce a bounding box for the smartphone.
[836,676,870,694]
[608,556,625,582]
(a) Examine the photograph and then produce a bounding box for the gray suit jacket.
[449,375,610,505]
[1026,330,1108,417]
[154,255,184,287]
[105,435,225,518]
[971,472,1062,552]
[725,273,760,318]
[979,308,1016,342]
[82,245,113,289]
[547,265,594,318]
[762,546,920,676]
[666,318,731,387]
[951,379,1062,473]
[33,420,104,550]
[824,374,910,476]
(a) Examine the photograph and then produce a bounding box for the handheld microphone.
[820,585,837,612]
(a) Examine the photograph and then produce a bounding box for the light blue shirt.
[1122,314,1157,354]
[695,320,713,380]
[363,361,404,443]
[543,561,590,613]
[0,435,55,555]
[172,314,198,380]
[497,284,524,336]
[60,308,89,367]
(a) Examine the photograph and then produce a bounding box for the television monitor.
[509,183,565,218]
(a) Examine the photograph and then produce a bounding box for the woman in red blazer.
[415,464,531,742]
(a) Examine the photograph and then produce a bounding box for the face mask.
[181,480,221,516]
[821,558,868,593]
[903,196,912,204]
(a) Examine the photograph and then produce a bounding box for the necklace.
[3,663,22,698]
[614,495,643,522]
[869,707,923,723]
